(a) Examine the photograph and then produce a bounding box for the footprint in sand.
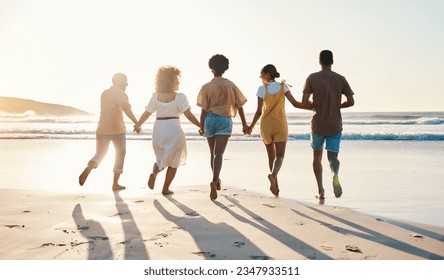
[321,245,334,251]
[77,225,90,231]
[154,242,169,248]
[41,243,67,247]
[192,251,216,258]
[185,211,199,217]
[3,224,25,229]
[233,241,245,247]
[250,255,273,260]
[89,236,109,241]
[411,234,425,239]
[345,245,362,253]
[262,204,276,208]
[70,241,92,247]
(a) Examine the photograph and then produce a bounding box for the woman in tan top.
[197,54,248,201]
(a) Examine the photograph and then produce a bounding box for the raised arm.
[285,91,313,110]
[341,94,355,109]
[183,109,200,128]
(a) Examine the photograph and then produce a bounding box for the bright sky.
[1,0,443,114]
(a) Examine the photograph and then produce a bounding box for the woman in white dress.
[135,66,200,194]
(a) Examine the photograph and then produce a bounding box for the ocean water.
[1,111,444,141]
[1,111,444,227]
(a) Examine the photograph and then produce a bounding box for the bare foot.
[148,173,157,189]
[268,174,279,197]
[316,192,325,205]
[79,167,92,186]
[216,179,221,191]
[333,175,342,198]
[210,181,218,201]
[162,190,174,195]
[112,184,126,191]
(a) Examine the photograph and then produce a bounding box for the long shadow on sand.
[386,220,444,242]
[72,203,113,260]
[292,205,444,260]
[220,195,333,260]
[154,196,271,260]
[114,191,149,260]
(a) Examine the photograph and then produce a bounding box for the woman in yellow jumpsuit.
[246,64,312,196]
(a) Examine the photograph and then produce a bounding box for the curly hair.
[208,54,229,76]
[155,66,181,93]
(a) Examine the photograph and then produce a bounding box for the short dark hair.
[261,64,280,79]
[209,54,229,76]
[319,50,333,66]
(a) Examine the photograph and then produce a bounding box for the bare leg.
[162,167,177,195]
[206,137,215,172]
[265,142,286,196]
[79,135,110,186]
[112,173,125,191]
[79,161,97,186]
[313,149,324,200]
[327,151,342,198]
[265,143,277,195]
[327,151,340,176]
[272,142,286,195]
[264,142,275,172]
[148,163,160,190]
[209,135,230,200]
[206,137,221,190]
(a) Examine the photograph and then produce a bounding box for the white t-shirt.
[256,81,290,99]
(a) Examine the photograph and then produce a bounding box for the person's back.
[97,86,128,135]
[305,70,353,136]
[79,73,138,191]
[302,50,354,201]
[197,77,245,118]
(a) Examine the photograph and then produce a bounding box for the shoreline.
[1,138,444,229]
[1,186,443,260]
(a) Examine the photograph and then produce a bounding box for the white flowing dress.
[145,92,191,170]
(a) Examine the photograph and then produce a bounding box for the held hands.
[198,128,204,136]
[133,124,142,134]
[243,125,253,135]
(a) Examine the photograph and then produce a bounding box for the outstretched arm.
[341,94,355,108]
[183,109,200,128]
[136,111,152,127]
[286,91,313,110]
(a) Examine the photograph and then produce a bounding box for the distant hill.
[0,96,90,116]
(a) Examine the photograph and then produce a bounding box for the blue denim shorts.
[204,112,232,138]
[311,132,342,153]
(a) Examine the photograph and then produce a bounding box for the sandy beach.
[1,185,443,260]
[0,139,443,261]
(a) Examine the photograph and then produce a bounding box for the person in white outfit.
[135,66,200,194]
